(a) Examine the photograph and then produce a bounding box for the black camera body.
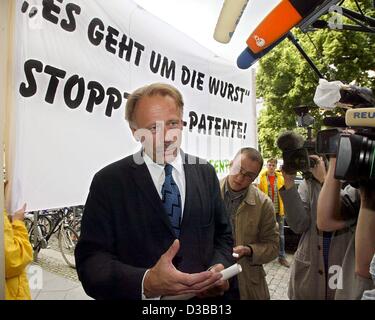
[277,106,318,175]
[316,86,375,183]
[316,128,342,155]
[283,141,318,175]
[281,147,310,174]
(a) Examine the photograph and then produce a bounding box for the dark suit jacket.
[75,151,235,299]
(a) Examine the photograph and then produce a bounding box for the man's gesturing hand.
[143,239,222,298]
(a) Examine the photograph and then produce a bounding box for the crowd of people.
[3,82,375,300]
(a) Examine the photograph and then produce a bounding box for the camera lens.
[359,136,375,180]
[335,134,375,181]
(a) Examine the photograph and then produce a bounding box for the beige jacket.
[220,178,279,300]
[280,180,354,300]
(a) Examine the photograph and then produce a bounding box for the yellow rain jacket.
[258,169,285,216]
[3,211,33,300]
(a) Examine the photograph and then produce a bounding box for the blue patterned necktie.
[161,164,182,238]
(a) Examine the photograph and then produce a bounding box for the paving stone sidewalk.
[265,253,294,300]
[31,246,294,300]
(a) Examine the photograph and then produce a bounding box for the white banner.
[9,0,256,211]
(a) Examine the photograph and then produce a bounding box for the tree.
[256,0,375,158]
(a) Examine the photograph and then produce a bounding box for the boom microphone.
[245,0,325,55]
[345,107,375,127]
[237,34,286,69]
[213,0,249,44]
[277,131,305,151]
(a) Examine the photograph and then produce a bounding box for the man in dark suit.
[75,83,236,300]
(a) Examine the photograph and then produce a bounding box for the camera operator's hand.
[310,155,326,184]
[281,168,296,190]
[359,182,375,210]
[317,157,347,231]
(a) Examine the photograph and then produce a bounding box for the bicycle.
[25,211,52,250]
[27,208,80,268]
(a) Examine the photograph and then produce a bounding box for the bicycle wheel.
[38,215,53,235]
[70,218,81,234]
[29,223,48,252]
[58,226,79,268]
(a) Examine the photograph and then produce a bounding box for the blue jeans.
[276,215,286,258]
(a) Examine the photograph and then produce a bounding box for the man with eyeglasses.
[220,148,279,299]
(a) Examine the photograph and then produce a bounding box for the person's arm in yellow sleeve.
[4,204,33,279]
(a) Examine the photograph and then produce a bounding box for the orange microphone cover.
[246,0,302,54]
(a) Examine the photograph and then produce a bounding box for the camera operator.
[356,182,375,299]
[279,154,353,299]
[317,157,375,299]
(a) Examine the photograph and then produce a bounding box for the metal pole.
[250,67,258,149]
[33,211,39,262]
[312,22,375,33]
[341,10,375,33]
[341,7,375,27]
[287,32,325,80]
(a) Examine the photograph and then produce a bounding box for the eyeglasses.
[231,166,257,181]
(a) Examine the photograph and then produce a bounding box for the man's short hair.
[233,147,264,172]
[125,83,184,128]
[267,158,278,165]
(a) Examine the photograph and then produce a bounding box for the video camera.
[276,106,318,175]
[316,84,375,182]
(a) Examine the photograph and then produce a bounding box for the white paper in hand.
[161,263,242,300]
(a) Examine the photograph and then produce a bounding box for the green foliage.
[256,0,375,158]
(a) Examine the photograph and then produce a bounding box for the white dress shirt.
[141,151,186,299]
[143,152,186,217]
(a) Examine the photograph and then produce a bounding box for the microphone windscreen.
[237,47,258,69]
[323,116,347,127]
[246,0,302,54]
[213,0,249,44]
[237,35,287,69]
[277,131,304,151]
